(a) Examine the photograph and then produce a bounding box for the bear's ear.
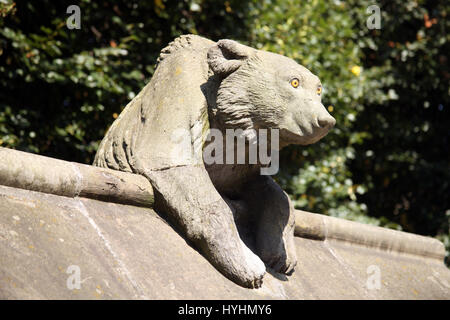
[207,39,251,77]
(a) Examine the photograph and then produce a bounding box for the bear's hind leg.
[245,176,297,275]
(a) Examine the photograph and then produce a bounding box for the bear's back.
[156,34,214,68]
[94,35,214,172]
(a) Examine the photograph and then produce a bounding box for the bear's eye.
[290,78,300,88]
[316,85,322,95]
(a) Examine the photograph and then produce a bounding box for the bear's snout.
[318,114,336,130]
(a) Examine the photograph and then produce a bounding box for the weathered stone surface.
[0,147,448,299]
[0,183,449,299]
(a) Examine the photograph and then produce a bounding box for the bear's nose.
[318,116,336,129]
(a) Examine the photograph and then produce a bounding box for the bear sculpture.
[94,35,335,288]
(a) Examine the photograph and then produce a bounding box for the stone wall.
[0,147,449,299]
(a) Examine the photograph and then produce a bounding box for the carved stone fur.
[94,35,335,288]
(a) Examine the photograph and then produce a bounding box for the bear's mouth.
[280,126,331,146]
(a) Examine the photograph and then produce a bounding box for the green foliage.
[0,0,448,264]
[353,0,450,265]
[246,0,394,225]
[0,0,251,162]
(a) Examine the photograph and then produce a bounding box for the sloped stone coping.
[0,147,446,263]
[0,147,153,207]
[294,210,446,262]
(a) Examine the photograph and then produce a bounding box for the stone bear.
[93,35,335,288]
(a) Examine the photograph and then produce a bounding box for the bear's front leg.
[244,176,297,274]
[143,165,266,288]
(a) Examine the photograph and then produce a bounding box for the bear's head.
[207,39,335,148]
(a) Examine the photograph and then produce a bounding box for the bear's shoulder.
[156,34,215,66]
